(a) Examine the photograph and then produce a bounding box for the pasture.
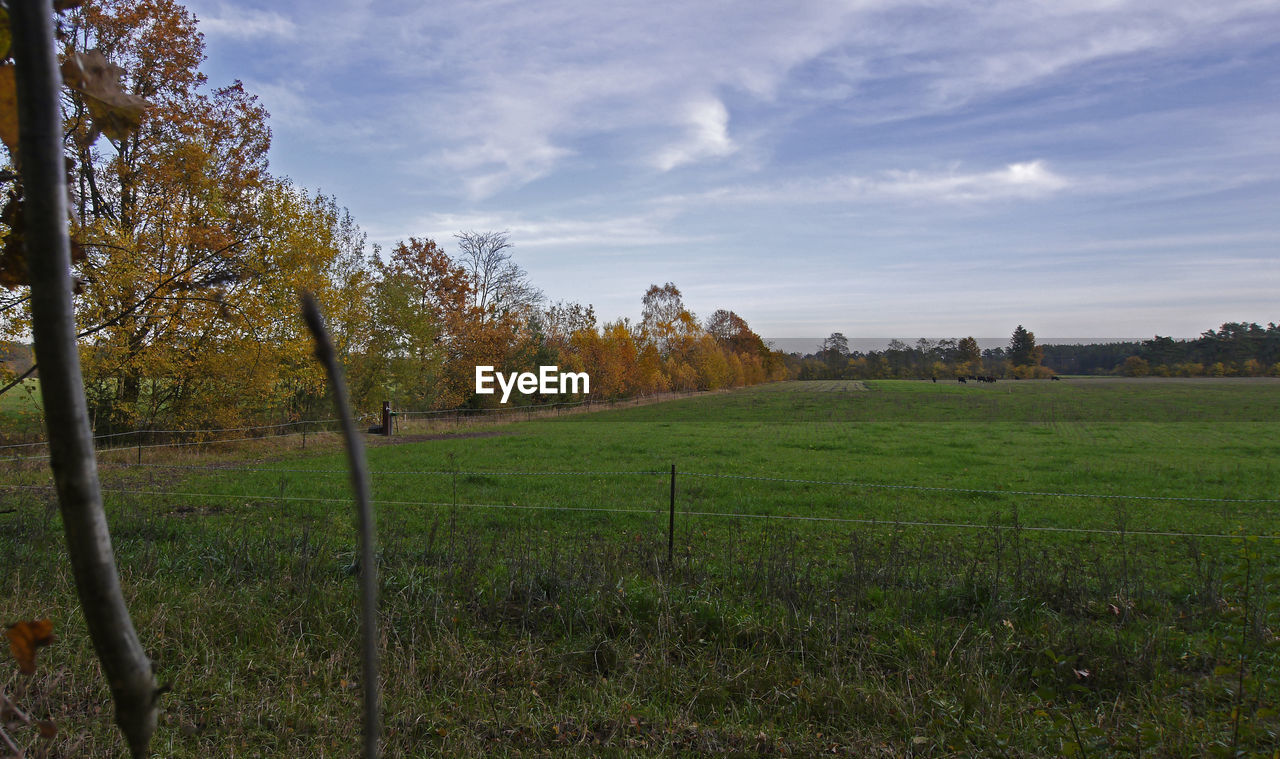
[0,378,42,442]
[3,378,1279,756]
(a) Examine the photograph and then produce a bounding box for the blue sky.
[181,0,1280,343]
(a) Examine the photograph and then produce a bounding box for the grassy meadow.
[3,378,1280,756]
[0,378,42,443]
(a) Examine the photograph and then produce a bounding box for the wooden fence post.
[668,464,676,565]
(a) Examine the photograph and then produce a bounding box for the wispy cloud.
[873,160,1070,202]
[655,159,1073,209]
[194,4,296,40]
[199,0,1279,198]
[653,97,737,172]
[369,210,710,253]
[181,0,1280,337]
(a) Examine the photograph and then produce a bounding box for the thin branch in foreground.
[300,291,380,759]
[11,1,159,756]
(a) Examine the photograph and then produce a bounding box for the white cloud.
[654,159,1073,209]
[195,5,296,40]
[873,160,1070,201]
[369,210,709,253]
[653,97,737,172]
[207,0,1279,199]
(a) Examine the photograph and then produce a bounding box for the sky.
[180,0,1280,345]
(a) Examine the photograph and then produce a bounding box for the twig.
[0,365,38,398]
[1,692,32,724]
[0,721,24,757]
[10,2,159,756]
[300,292,379,759]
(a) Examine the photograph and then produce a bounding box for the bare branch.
[453,229,542,317]
[0,363,37,396]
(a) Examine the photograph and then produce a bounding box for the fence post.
[136,427,142,465]
[302,422,307,449]
[668,463,676,565]
[381,401,392,437]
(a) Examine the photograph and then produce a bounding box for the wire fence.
[3,385,1277,545]
[4,464,1278,542]
[0,390,703,463]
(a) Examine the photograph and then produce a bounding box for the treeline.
[0,341,32,376]
[1042,322,1280,377]
[791,322,1280,380]
[790,327,1056,380]
[0,0,784,433]
[325,240,788,419]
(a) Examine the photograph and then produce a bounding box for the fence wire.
[0,388,700,456]
[82,462,1280,506]
[3,481,1277,542]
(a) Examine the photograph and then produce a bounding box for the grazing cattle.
[1051,375,1061,381]
[957,376,967,384]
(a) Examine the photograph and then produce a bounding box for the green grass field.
[3,379,1279,756]
[0,378,42,443]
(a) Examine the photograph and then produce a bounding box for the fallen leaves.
[5,619,54,675]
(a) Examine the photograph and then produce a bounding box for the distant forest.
[790,321,1280,379]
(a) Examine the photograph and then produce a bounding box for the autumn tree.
[706,308,766,357]
[567,319,631,398]
[1120,355,1150,377]
[638,282,690,353]
[689,333,731,389]
[0,1,375,430]
[956,336,981,375]
[705,308,744,344]
[364,237,468,408]
[537,299,595,381]
[301,196,375,407]
[52,0,279,429]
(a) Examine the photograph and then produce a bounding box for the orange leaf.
[0,64,18,155]
[60,49,151,143]
[6,619,54,674]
